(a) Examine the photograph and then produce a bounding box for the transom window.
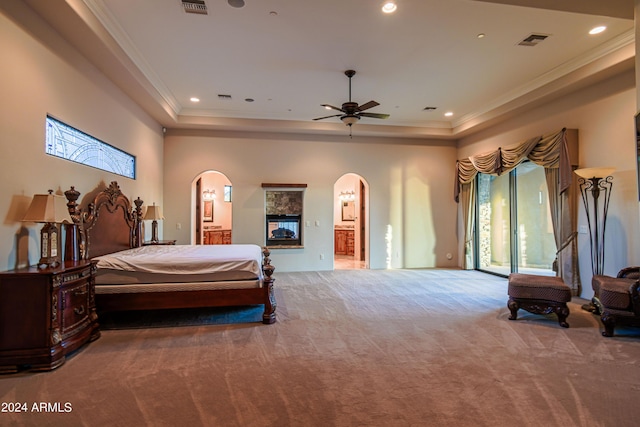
[45,115,136,179]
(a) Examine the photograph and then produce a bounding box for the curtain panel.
[454,128,580,293]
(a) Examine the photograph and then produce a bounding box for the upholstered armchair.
[591,267,640,337]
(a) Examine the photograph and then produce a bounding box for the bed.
[64,181,276,324]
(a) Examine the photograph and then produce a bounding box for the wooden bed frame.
[64,181,276,324]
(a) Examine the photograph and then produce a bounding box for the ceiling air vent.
[517,33,549,47]
[218,94,232,100]
[182,0,208,15]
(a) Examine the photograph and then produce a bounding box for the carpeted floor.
[1,269,639,426]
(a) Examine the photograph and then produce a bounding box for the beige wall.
[0,2,164,271]
[458,69,639,299]
[163,131,459,271]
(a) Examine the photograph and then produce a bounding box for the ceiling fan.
[313,70,390,129]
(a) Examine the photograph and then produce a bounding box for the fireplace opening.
[266,214,301,246]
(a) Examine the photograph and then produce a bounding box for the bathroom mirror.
[342,201,356,221]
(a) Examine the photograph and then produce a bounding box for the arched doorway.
[334,174,369,269]
[192,171,233,245]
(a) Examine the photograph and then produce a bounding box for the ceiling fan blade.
[312,114,342,121]
[357,101,380,112]
[321,104,345,113]
[359,112,390,119]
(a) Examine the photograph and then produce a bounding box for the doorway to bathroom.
[334,174,368,270]
[193,171,233,245]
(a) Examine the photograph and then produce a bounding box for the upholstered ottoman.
[507,273,572,328]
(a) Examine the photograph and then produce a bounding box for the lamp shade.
[22,191,73,224]
[574,167,616,179]
[144,203,164,220]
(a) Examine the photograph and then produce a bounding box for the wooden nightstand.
[0,260,100,373]
[143,240,176,246]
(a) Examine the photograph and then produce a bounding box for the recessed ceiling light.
[228,0,245,8]
[190,97,200,103]
[477,33,486,39]
[589,26,606,35]
[444,112,453,117]
[245,98,254,102]
[381,1,397,14]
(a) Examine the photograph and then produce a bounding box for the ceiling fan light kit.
[342,115,360,126]
[313,69,389,134]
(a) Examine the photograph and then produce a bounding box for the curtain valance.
[453,127,579,294]
[454,128,569,202]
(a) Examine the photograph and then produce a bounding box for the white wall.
[458,69,639,299]
[163,131,459,272]
[0,2,164,271]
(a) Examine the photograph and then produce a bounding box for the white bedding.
[93,244,263,286]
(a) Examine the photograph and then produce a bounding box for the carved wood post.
[261,247,276,324]
[64,186,81,261]
[133,197,144,247]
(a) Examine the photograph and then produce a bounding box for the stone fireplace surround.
[262,183,306,248]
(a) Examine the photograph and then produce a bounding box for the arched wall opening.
[334,173,369,269]
[191,170,233,245]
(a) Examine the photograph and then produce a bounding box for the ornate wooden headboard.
[65,181,143,260]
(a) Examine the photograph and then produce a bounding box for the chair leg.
[507,298,519,321]
[555,304,570,328]
[600,312,615,337]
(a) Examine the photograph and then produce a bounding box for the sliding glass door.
[514,162,556,274]
[476,161,555,276]
[477,172,511,275]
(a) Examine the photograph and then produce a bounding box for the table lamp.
[144,203,164,243]
[22,190,73,268]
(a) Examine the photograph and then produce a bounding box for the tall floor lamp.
[575,167,615,311]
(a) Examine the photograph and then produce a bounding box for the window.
[224,185,232,202]
[45,115,136,179]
